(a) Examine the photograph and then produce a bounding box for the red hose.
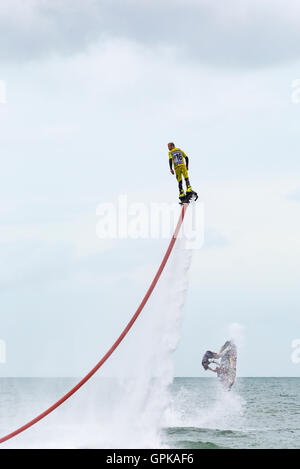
[0,203,188,444]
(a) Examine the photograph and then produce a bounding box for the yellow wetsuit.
[169,147,191,194]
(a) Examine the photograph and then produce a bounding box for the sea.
[0,377,299,449]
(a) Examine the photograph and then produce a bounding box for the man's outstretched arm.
[209,359,220,365]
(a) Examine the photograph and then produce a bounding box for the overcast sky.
[0,0,300,377]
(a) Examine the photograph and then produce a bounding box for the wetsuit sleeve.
[181,150,189,169]
[169,153,173,170]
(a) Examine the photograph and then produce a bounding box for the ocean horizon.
[0,377,299,449]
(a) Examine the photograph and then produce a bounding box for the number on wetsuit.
[173,151,183,166]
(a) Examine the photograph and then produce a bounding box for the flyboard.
[179,190,198,205]
[216,340,237,390]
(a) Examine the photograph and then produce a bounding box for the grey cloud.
[1,0,300,67]
[0,1,105,61]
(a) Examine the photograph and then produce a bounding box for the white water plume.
[2,207,193,449]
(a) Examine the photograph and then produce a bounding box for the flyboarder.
[168,142,198,204]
